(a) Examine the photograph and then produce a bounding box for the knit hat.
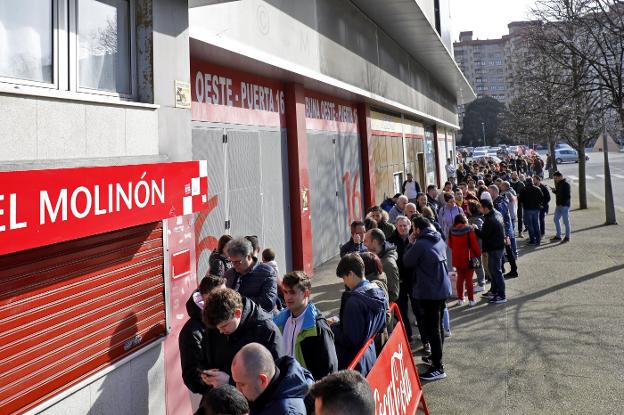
[480,192,493,203]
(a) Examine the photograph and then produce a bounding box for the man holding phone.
[200,288,284,389]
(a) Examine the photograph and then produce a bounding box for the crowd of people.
[178,151,573,415]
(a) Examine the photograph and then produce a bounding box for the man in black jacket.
[550,171,572,243]
[273,271,338,380]
[518,177,544,245]
[473,200,507,304]
[225,238,277,313]
[200,288,284,389]
[179,275,226,395]
[533,175,551,237]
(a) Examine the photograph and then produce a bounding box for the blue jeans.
[554,206,571,238]
[487,249,506,298]
[524,209,541,243]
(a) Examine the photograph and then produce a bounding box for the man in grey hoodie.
[403,216,452,382]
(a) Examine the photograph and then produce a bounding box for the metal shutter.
[0,223,166,415]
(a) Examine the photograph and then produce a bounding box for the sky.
[449,0,538,42]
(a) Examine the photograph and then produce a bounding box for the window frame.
[0,0,60,90]
[0,0,137,101]
[70,0,137,99]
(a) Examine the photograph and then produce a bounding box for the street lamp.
[481,122,487,146]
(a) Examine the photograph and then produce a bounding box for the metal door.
[307,131,341,267]
[192,125,291,276]
[0,223,166,415]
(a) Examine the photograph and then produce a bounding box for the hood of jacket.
[273,303,320,332]
[234,296,272,336]
[250,356,313,414]
[450,224,472,236]
[185,290,203,322]
[380,241,397,260]
[349,279,388,315]
[418,227,442,244]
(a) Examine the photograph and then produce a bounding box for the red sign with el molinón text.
[0,161,212,256]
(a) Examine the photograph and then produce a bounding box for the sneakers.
[444,329,452,338]
[423,343,432,355]
[550,236,562,242]
[473,284,485,293]
[504,271,519,279]
[518,232,524,238]
[420,368,447,381]
[488,295,507,304]
[482,290,495,299]
[560,237,570,244]
[457,299,465,306]
[468,300,477,307]
[421,356,433,365]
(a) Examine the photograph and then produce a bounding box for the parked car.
[554,148,579,164]
[472,148,488,159]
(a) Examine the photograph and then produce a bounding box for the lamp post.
[481,122,487,146]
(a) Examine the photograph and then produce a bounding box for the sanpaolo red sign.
[0,161,213,256]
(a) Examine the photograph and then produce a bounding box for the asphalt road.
[556,152,624,211]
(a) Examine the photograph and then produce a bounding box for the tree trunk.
[548,140,557,179]
[577,147,587,209]
[603,132,617,224]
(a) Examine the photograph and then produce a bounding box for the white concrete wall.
[0,95,159,163]
[37,343,166,415]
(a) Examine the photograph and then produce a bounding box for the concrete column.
[433,124,442,188]
[285,83,314,275]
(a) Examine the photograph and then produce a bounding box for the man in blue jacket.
[489,184,518,278]
[231,343,313,415]
[225,238,277,313]
[403,216,451,382]
[332,253,388,376]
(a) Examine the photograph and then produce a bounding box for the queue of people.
[179,153,573,415]
[179,234,382,415]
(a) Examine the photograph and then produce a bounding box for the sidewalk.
[311,185,624,414]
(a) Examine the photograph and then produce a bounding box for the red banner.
[0,161,213,256]
[191,59,286,127]
[366,319,426,415]
[304,89,358,133]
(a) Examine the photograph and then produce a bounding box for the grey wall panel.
[192,126,227,279]
[334,132,363,242]
[227,129,264,240]
[307,132,340,267]
[260,129,292,274]
[39,343,165,415]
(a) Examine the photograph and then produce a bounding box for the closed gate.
[0,223,166,415]
[307,131,363,267]
[192,124,292,278]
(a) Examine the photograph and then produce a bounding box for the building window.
[0,0,54,85]
[77,0,132,94]
[0,0,136,99]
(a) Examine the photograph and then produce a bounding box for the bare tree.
[540,0,622,222]
[529,0,604,209]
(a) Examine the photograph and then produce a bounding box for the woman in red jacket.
[448,214,481,306]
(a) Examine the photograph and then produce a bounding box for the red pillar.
[357,102,376,209]
[433,125,442,189]
[285,83,314,275]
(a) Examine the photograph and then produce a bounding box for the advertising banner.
[0,161,212,256]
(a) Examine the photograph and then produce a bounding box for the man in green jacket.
[273,271,338,380]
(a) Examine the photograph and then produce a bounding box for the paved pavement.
[558,152,624,212]
[311,181,624,414]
